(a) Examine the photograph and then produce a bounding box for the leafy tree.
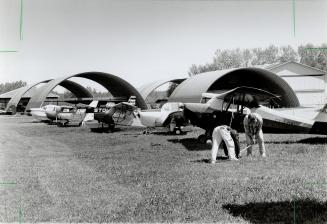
[86,86,112,98]
[213,48,243,70]
[0,81,27,94]
[252,45,279,65]
[278,45,298,62]
[51,86,113,99]
[298,43,327,71]
[242,49,252,67]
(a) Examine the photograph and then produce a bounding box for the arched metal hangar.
[169,67,300,108]
[25,71,148,111]
[138,78,186,103]
[5,79,93,114]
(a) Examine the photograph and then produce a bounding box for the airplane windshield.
[222,96,246,114]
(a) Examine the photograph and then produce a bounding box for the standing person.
[243,111,266,157]
[211,125,239,164]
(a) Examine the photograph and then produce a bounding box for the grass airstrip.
[0,115,326,223]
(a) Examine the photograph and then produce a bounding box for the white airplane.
[135,102,188,134]
[55,101,98,127]
[30,105,62,121]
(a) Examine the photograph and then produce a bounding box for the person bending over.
[243,112,266,157]
[211,125,239,164]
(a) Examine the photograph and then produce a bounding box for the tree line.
[51,87,112,99]
[0,81,27,94]
[188,43,327,76]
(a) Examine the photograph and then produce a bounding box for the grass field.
[0,115,326,223]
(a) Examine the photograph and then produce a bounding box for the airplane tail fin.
[128,96,136,106]
[81,100,98,125]
[88,100,99,108]
[310,104,327,134]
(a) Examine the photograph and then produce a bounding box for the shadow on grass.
[151,131,187,136]
[90,127,122,133]
[298,137,327,144]
[168,138,210,151]
[191,157,228,163]
[223,199,327,224]
[57,124,82,128]
[266,137,327,145]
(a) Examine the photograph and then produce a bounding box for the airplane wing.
[75,103,91,109]
[110,102,138,126]
[214,86,280,107]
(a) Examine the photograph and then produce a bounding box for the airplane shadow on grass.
[266,136,327,145]
[223,199,327,224]
[90,127,122,133]
[151,131,188,136]
[168,138,211,151]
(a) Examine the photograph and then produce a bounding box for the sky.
[0,0,326,90]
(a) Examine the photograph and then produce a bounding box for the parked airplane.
[55,101,98,127]
[30,105,62,121]
[180,86,327,143]
[83,96,141,131]
[136,102,188,134]
[45,105,74,122]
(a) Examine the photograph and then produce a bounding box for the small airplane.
[30,104,62,121]
[83,96,141,132]
[179,86,327,143]
[45,105,74,122]
[55,101,98,127]
[84,96,189,134]
[136,102,189,134]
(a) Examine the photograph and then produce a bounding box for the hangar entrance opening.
[146,82,181,109]
[45,78,114,106]
[15,83,54,112]
[169,68,299,108]
[139,78,186,109]
[207,68,299,108]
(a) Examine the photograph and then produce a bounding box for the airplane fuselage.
[184,105,327,135]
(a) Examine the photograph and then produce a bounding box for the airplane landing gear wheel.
[198,134,208,144]
[174,128,182,135]
[106,124,115,133]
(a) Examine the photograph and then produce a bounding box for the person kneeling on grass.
[211,125,240,164]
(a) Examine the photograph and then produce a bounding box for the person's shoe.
[261,154,267,158]
[210,160,216,164]
[229,157,239,161]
